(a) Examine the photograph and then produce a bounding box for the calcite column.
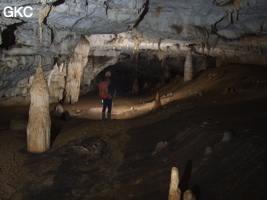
[27,59,51,153]
[65,36,90,104]
[184,51,193,81]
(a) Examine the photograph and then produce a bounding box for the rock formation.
[65,36,90,104]
[0,0,266,104]
[27,59,51,153]
[153,92,161,110]
[184,51,193,81]
[183,189,196,200]
[168,167,197,200]
[168,167,181,200]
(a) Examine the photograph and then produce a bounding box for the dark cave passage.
[88,54,185,97]
[0,24,18,49]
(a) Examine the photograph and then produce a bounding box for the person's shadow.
[179,160,201,199]
[179,160,192,193]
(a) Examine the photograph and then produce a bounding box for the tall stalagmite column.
[27,59,51,153]
[184,51,193,81]
[168,167,181,200]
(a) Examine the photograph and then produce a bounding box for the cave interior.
[0,0,267,199]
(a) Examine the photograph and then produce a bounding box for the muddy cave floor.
[0,64,267,200]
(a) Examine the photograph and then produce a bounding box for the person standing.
[100,71,114,122]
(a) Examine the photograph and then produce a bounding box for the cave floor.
[0,64,267,200]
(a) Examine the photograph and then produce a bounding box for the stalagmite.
[132,78,139,93]
[27,59,51,153]
[184,51,193,81]
[153,93,161,110]
[183,189,196,200]
[168,167,181,200]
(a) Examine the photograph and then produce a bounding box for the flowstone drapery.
[65,36,90,104]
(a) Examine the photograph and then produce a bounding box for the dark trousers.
[102,98,112,113]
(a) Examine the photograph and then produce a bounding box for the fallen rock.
[224,87,237,94]
[82,138,107,160]
[54,104,64,115]
[183,189,196,200]
[222,129,235,142]
[205,145,213,155]
[152,141,168,155]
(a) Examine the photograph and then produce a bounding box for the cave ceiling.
[0,0,267,103]
[0,0,267,56]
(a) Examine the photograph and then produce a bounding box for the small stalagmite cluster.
[27,60,51,153]
[168,167,181,200]
[168,167,196,200]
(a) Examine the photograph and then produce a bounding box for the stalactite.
[184,51,193,81]
[215,0,244,24]
[228,10,232,24]
[260,45,263,55]
[168,167,181,200]
[48,63,66,102]
[133,35,144,53]
[234,9,239,21]
[227,8,239,24]
[27,58,51,153]
[39,4,51,43]
[161,56,165,68]
[41,0,48,4]
[158,38,162,52]
[201,43,205,55]
[47,65,55,87]
[133,41,140,53]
